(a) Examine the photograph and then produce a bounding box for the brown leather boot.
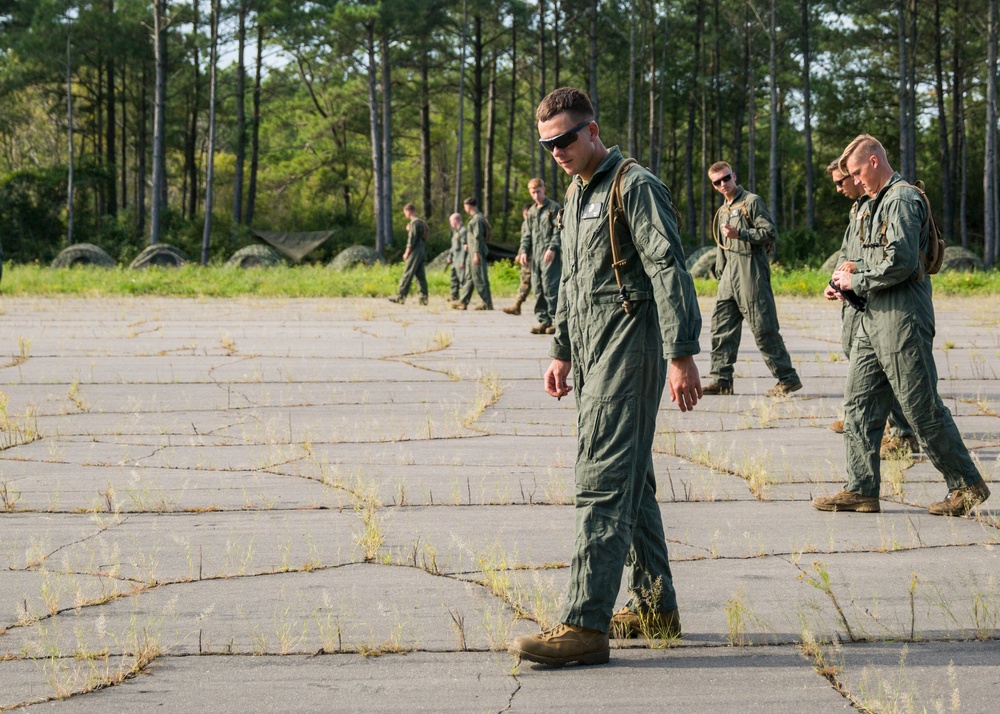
[610,607,682,639]
[502,300,523,315]
[811,490,880,513]
[928,479,990,516]
[507,623,609,666]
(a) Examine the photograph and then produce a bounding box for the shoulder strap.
[608,158,638,315]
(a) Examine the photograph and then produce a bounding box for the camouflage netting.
[820,250,842,274]
[689,247,718,279]
[226,244,284,268]
[939,245,984,272]
[328,245,384,270]
[428,249,452,271]
[252,229,333,262]
[129,244,189,269]
[684,245,713,270]
[51,243,116,268]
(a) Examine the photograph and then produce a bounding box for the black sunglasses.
[711,173,733,187]
[834,176,849,187]
[539,121,593,152]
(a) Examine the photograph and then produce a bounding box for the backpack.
[881,179,944,276]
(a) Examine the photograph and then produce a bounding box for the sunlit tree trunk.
[801,0,814,231]
[986,0,998,266]
[934,0,953,241]
[233,0,248,225]
[246,20,263,226]
[201,0,220,266]
[150,0,167,245]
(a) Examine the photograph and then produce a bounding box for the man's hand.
[516,253,529,267]
[544,359,573,399]
[668,355,702,412]
[836,261,857,273]
[403,248,411,261]
[473,253,481,266]
[832,269,853,292]
[543,249,556,265]
[721,224,739,240]
[823,284,843,301]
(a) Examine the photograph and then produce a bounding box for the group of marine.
[386,86,991,668]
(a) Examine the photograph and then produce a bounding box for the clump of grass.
[0,391,40,450]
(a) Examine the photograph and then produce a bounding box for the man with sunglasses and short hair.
[824,159,917,455]
[703,162,801,397]
[507,87,702,667]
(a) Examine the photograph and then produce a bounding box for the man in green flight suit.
[519,178,562,335]
[703,162,801,397]
[507,87,703,667]
[813,134,989,516]
[452,197,492,310]
[447,212,467,302]
[503,204,534,315]
[824,159,917,457]
[388,203,429,305]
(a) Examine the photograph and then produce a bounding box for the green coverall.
[514,218,532,304]
[449,226,467,301]
[396,218,429,301]
[551,147,702,632]
[520,197,562,327]
[838,197,913,439]
[844,172,981,496]
[458,210,492,309]
[709,187,798,387]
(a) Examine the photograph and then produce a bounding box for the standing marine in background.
[503,204,534,315]
[519,178,562,335]
[703,162,801,397]
[453,197,493,310]
[388,203,429,305]
[447,212,467,302]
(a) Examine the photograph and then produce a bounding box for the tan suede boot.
[507,623,609,666]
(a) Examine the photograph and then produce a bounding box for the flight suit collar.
[724,186,747,207]
[575,146,624,189]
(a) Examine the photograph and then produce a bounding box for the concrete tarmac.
[1,295,997,712]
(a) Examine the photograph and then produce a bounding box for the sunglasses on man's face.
[834,177,849,187]
[539,121,593,152]
[711,173,733,187]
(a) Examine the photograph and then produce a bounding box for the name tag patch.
[582,202,602,220]
[729,209,741,218]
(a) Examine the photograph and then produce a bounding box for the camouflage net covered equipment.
[689,247,718,279]
[820,250,842,275]
[328,245,383,270]
[684,245,713,271]
[51,243,116,268]
[129,244,189,269]
[427,249,452,271]
[939,245,984,272]
[226,244,284,268]
[252,229,333,262]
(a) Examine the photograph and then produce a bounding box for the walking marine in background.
[508,87,702,668]
[520,178,562,334]
[452,197,493,310]
[503,204,534,315]
[823,159,917,457]
[388,203,429,305]
[702,162,801,397]
[447,212,467,302]
[813,134,989,516]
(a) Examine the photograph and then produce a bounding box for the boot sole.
[812,502,881,513]
[508,646,609,667]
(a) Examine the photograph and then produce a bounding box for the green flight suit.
[551,147,702,632]
[837,197,913,439]
[844,172,981,496]
[514,219,532,303]
[458,210,492,308]
[521,197,563,327]
[396,217,429,300]
[450,226,467,301]
[709,187,798,387]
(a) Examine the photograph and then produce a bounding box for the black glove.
[829,279,866,312]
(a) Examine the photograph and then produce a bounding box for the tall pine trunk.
[455,1,467,213]
[233,1,248,225]
[801,0,814,230]
[934,0,953,241]
[202,0,220,266]
[66,20,74,246]
[986,0,999,266]
[105,0,116,217]
[366,23,386,254]
[472,14,484,205]
[768,0,778,232]
[685,0,703,242]
[420,46,432,218]
[150,0,167,245]
[380,29,393,247]
[185,0,199,220]
[484,53,497,217]
[537,0,547,186]
[501,17,518,239]
[246,21,263,226]
[588,0,599,118]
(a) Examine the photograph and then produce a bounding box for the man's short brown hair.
[403,202,416,213]
[463,197,477,207]
[528,178,545,190]
[825,159,843,175]
[536,87,594,124]
[839,134,885,173]
[708,161,732,176]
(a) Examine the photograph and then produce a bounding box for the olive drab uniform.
[521,197,562,328]
[450,226,468,301]
[838,197,914,440]
[514,218,532,304]
[396,216,429,301]
[843,172,981,496]
[552,146,701,632]
[709,187,798,388]
[458,209,493,308]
